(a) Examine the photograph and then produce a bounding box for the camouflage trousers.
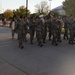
[36,31,43,47]
[48,27,52,40]
[11,30,15,39]
[63,28,68,40]
[29,28,35,44]
[69,29,75,44]
[52,30,58,46]
[42,30,47,43]
[18,32,24,47]
[23,31,27,42]
[57,29,62,42]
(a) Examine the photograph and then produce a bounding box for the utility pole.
[26,0,28,17]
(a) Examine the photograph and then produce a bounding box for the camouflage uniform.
[51,18,58,46]
[29,18,35,44]
[35,18,43,47]
[11,18,17,39]
[41,17,47,43]
[23,20,28,42]
[63,17,69,40]
[42,22,47,43]
[68,19,75,44]
[56,18,63,42]
[47,19,52,41]
[14,18,25,49]
[68,26,74,44]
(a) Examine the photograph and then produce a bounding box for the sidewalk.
[0,59,27,75]
[0,25,10,27]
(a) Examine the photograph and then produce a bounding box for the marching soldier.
[23,17,28,42]
[35,16,43,47]
[63,16,69,40]
[51,17,58,46]
[47,18,52,41]
[11,18,16,39]
[68,17,75,44]
[41,16,47,43]
[29,16,35,44]
[56,17,63,42]
[14,16,25,49]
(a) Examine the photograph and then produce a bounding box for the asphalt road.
[0,27,75,75]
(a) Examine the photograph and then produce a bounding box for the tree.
[13,5,30,17]
[4,9,14,19]
[35,1,49,15]
[63,0,75,16]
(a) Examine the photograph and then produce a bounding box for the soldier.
[56,17,63,42]
[68,17,75,44]
[42,20,47,43]
[46,17,52,41]
[11,18,17,39]
[51,17,58,46]
[14,16,25,49]
[63,16,69,40]
[23,17,28,42]
[46,12,53,41]
[29,16,35,44]
[40,16,47,43]
[35,16,43,47]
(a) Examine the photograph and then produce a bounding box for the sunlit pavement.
[0,27,75,75]
[0,59,27,75]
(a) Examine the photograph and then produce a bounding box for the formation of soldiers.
[10,13,75,49]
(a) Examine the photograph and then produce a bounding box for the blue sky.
[0,0,65,13]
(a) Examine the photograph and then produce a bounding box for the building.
[52,5,66,15]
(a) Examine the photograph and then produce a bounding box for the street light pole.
[26,0,28,17]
